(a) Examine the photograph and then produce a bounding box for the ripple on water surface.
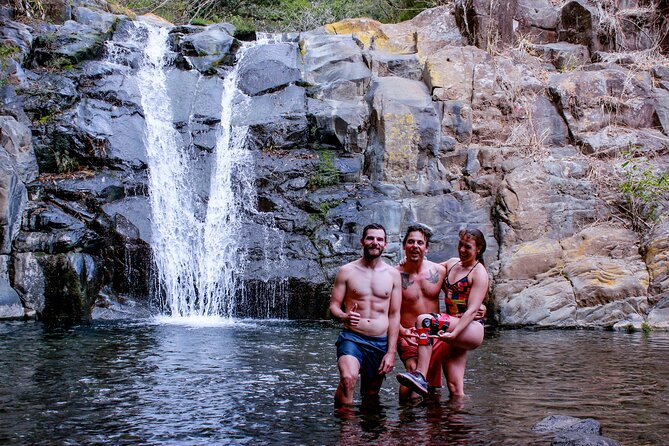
[1,322,668,445]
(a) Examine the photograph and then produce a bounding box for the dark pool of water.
[1,320,667,445]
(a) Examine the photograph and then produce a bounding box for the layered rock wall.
[1,0,668,329]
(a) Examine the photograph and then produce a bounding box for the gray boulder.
[548,67,656,143]
[42,97,147,169]
[237,43,302,96]
[367,50,422,81]
[21,72,79,120]
[102,196,153,244]
[0,115,37,182]
[233,84,308,150]
[73,6,117,32]
[516,0,560,41]
[174,23,237,71]
[30,19,114,68]
[307,98,369,153]
[647,296,669,329]
[533,415,602,435]
[455,0,516,50]
[0,277,23,319]
[301,33,372,100]
[0,116,36,255]
[528,42,590,71]
[176,23,235,56]
[12,252,45,313]
[552,433,620,446]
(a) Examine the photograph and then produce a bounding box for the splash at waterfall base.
[2,1,669,328]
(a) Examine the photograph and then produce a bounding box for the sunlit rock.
[577,297,648,328]
[499,238,563,280]
[323,18,384,50]
[365,76,440,187]
[497,277,577,327]
[644,222,669,302]
[548,68,656,140]
[647,297,669,329]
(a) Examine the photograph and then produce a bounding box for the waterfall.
[118,19,283,319]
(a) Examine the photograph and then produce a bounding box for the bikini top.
[444,261,479,316]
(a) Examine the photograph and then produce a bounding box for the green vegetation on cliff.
[618,153,669,231]
[114,0,439,30]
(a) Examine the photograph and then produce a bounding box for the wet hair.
[402,224,433,247]
[362,223,387,241]
[459,228,487,266]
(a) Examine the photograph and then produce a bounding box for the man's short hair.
[361,223,387,241]
[402,224,433,247]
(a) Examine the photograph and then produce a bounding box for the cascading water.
[118,19,286,319]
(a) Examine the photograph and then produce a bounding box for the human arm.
[328,268,360,326]
[378,271,402,374]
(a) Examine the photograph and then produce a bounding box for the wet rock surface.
[1,0,669,325]
[533,415,620,446]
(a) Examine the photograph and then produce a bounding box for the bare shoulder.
[381,261,401,278]
[424,259,446,274]
[472,263,490,283]
[336,260,358,278]
[441,257,460,269]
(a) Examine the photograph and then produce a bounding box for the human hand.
[400,327,418,346]
[398,258,407,266]
[345,303,360,326]
[431,330,454,341]
[475,304,487,320]
[378,352,395,374]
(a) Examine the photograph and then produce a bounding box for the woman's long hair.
[459,228,486,266]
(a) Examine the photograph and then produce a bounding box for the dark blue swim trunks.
[336,329,388,382]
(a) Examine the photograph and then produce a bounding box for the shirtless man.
[396,224,448,401]
[329,223,402,407]
[397,224,486,400]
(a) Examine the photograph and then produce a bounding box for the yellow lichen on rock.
[324,18,388,50]
[382,112,419,182]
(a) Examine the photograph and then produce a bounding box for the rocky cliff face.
[1,0,668,329]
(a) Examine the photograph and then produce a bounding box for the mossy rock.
[39,255,93,325]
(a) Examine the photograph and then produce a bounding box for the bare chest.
[401,271,442,302]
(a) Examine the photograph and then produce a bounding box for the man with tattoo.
[396,224,448,401]
[396,224,485,400]
[330,223,402,408]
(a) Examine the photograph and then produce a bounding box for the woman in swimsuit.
[396,228,489,397]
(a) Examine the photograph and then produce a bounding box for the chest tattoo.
[427,268,440,284]
[401,272,414,289]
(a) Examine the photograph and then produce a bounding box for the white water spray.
[127,20,275,318]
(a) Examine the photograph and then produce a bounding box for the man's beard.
[363,246,383,259]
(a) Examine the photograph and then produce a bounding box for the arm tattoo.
[401,272,414,289]
[427,268,440,284]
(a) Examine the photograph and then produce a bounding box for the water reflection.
[1,321,668,445]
